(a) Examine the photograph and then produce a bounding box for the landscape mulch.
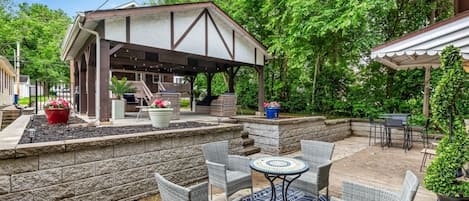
[19,115,213,144]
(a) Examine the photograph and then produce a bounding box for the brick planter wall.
[0,116,243,201]
[234,116,351,155]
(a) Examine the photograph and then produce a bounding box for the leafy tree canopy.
[0,0,71,83]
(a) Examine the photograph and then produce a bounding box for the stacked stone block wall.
[237,117,351,155]
[0,124,243,201]
[351,120,424,144]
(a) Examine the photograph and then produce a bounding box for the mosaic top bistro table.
[250,156,309,201]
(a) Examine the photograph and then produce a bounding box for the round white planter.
[148,108,173,128]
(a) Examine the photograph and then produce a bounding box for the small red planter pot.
[45,108,70,124]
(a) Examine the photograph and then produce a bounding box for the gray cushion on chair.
[202,141,253,200]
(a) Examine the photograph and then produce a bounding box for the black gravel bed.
[19,115,214,144]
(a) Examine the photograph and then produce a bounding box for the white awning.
[371,11,469,70]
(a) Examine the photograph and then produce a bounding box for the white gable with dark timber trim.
[102,4,266,66]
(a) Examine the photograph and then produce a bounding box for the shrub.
[423,45,469,197]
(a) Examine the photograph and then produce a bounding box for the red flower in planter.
[263,101,280,109]
[151,99,171,108]
[45,98,70,109]
[44,98,71,124]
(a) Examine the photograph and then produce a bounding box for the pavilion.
[61,2,269,122]
[371,0,469,117]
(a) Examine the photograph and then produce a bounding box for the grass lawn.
[18,96,55,106]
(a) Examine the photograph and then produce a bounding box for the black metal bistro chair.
[368,116,383,146]
[384,118,412,151]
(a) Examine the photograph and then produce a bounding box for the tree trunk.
[311,53,322,110]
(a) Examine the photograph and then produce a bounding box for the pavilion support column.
[188,75,196,111]
[99,39,111,122]
[256,66,264,113]
[79,58,87,114]
[69,59,75,102]
[206,72,213,97]
[227,67,239,93]
[86,46,96,117]
[423,66,431,117]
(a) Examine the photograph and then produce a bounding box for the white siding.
[130,13,171,50]
[175,13,205,56]
[100,7,267,65]
[105,17,126,42]
[207,19,231,60]
[235,34,255,64]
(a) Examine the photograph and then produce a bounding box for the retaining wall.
[235,116,351,155]
[351,119,424,144]
[0,115,244,201]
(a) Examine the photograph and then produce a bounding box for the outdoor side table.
[250,156,309,201]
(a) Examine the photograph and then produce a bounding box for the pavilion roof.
[371,10,469,70]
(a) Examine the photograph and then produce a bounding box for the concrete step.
[240,146,261,156]
[242,138,255,146]
[241,131,249,138]
[1,107,22,129]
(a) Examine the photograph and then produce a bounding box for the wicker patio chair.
[155,173,208,201]
[290,140,335,200]
[334,170,419,201]
[202,140,253,201]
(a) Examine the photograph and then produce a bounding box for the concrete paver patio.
[142,136,437,201]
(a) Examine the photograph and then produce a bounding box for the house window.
[152,74,159,84]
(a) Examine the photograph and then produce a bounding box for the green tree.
[0,2,71,83]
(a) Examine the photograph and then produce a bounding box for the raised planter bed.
[19,115,212,144]
[233,116,351,155]
[0,114,244,201]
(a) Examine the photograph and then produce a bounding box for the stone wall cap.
[15,140,65,158]
[325,118,351,125]
[0,122,243,159]
[233,116,326,125]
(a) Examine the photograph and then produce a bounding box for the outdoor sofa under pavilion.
[60,2,270,123]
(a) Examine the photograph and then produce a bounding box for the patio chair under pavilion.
[60,2,270,122]
[371,0,469,117]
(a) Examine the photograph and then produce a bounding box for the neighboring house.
[0,56,15,107]
[18,75,30,98]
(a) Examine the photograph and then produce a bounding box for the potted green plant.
[109,76,135,120]
[148,98,173,128]
[423,45,469,200]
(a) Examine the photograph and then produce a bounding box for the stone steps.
[239,130,261,156]
[1,107,21,129]
[241,146,261,156]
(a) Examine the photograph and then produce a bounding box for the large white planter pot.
[112,99,125,120]
[148,108,173,128]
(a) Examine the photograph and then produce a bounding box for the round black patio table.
[250,156,309,201]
